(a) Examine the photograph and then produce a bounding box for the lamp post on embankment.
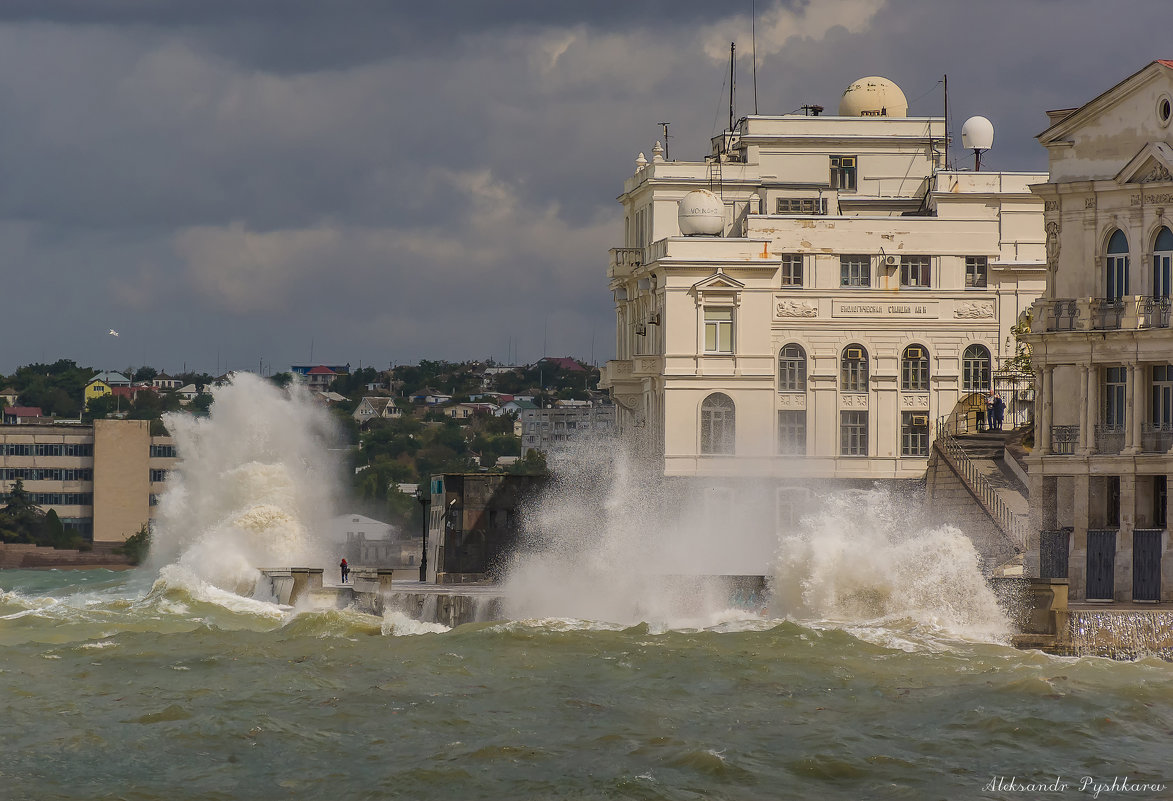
[416,485,429,582]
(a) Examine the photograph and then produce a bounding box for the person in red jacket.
[339,558,349,584]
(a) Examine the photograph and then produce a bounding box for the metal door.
[1040,528,1071,579]
[1086,529,1116,600]
[1132,529,1163,602]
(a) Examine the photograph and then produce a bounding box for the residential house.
[352,397,404,426]
[0,387,19,407]
[2,406,44,425]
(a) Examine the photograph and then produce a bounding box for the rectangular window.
[778,411,806,455]
[840,411,868,456]
[780,254,803,287]
[900,256,931,288]
[149,469,169,483]
[965,256,988,288]
[776,197,827,215]
[150,445,177,458]
[830,155,857,191]
[1104,366,1127,428]
[902,347,929,391]
[901,412,929,457]
[1153,365,1173,426]
[704,308,734,353]
[840,255,870,287]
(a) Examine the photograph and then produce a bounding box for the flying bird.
[108,329,119,337]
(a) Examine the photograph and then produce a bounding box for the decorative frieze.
[776,298,818,318]
[901,394,929,409]
[839,393,868,409]
[954,300,996,319]
[777,393,806,410]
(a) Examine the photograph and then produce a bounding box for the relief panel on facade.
[775,297,818,318]
[953,299,996,319]
[900,393,929,409]
[832,300,938,318]
[839,393,869,409]
[777,393,807,410]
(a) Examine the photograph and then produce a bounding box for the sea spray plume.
[502,437,780,627]
[769,487,1012,640]
[146,373,342,594]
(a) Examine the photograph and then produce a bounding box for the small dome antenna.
[961,116,995,171]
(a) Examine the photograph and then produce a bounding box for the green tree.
[0,478,45,543]
[270,372,294,389]
[115,524,151,565]
[83,394,116,421]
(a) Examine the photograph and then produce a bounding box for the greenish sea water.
[2,568,1171,801]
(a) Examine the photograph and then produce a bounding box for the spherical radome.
[961,115,995,151]
[678,189,724,236]
[838,76,908,118]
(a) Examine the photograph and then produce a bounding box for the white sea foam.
[147,373,342,597]
[380,609,450,636]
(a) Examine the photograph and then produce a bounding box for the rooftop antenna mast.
[751,0,759,115]
[943,74,950,170]
[658,122,671,161]
[728,41,736,135]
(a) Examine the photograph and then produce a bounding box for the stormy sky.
[0,0,1169,376]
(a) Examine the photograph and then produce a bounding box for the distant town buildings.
[520,403,616,457]
[1027,60,1173,602]
[602,75,1046,484]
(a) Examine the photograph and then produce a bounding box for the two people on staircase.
[985,393,1005,432]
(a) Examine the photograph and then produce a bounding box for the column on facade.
[1038,366,1053,453]
[1078,366,1089,452]
[1085,363,1099,455]
[1119,472,1137,601]
[1165,473,1173,602]
[1125,363,1141,452]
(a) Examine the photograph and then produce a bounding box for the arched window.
[1106,229,1129,300]
[778,344,807,391]
[700,393,735,455]
[901,344,929,392]
[840,344,868,392]
[1154,227,1173,298]
[963,344,991,393]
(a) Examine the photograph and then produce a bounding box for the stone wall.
[0,542,133,569]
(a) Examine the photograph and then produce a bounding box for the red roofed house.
[2,406,44,425]
[538,357,587,372]
[303,365,340,391]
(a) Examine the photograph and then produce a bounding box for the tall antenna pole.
[751,0,759,115]
[943,74,950,171]
[658,122,671,161]
[729,41,736,134]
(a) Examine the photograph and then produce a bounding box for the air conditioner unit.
[912,414,928,426]
[883,255,897,266]
[845,347,863,360]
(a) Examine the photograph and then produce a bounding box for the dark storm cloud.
[0,0,1170,374]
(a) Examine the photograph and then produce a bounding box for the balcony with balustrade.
[1033,296,1172,333]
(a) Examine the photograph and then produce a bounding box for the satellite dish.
[961,116,995,170]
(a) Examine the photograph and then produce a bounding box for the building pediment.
[1038,61,1173,145]
[1115,142,1173,185]
[690,269,745,293]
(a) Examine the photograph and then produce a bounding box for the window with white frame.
[830,155,857,191]
[901,345,929,392]
[1152,364,1173,427]
[901,412,929,457]
[900,256,931,288]
[700,393,736,455]
[703,308,734,353]
[840,410,867,456]
[780,254,803,287]
[962,345,991,393]
[965,256,988,289]
[778,344,807,392]
[1106,229,1129,300]
[776,197,828,215]
[840,255,870,287]
[1154,227,1173,298]
[841,344,868,392]
[1104,366,1127,428]
[777,410,806,455]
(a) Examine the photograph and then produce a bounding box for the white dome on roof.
[678,190,724,236]
[839,76,908,117]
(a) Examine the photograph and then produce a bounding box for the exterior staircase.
[926,423,1032,575]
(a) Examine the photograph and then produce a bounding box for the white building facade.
[1026,60,1173,602]
[601,77,1047,482]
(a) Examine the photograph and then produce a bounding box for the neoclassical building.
[1026,60,1173,602]
[602,76,1046,484]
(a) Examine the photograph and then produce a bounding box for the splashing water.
[503,439,1010,641]
[770,489,1012,642]
[146,373,342,595]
